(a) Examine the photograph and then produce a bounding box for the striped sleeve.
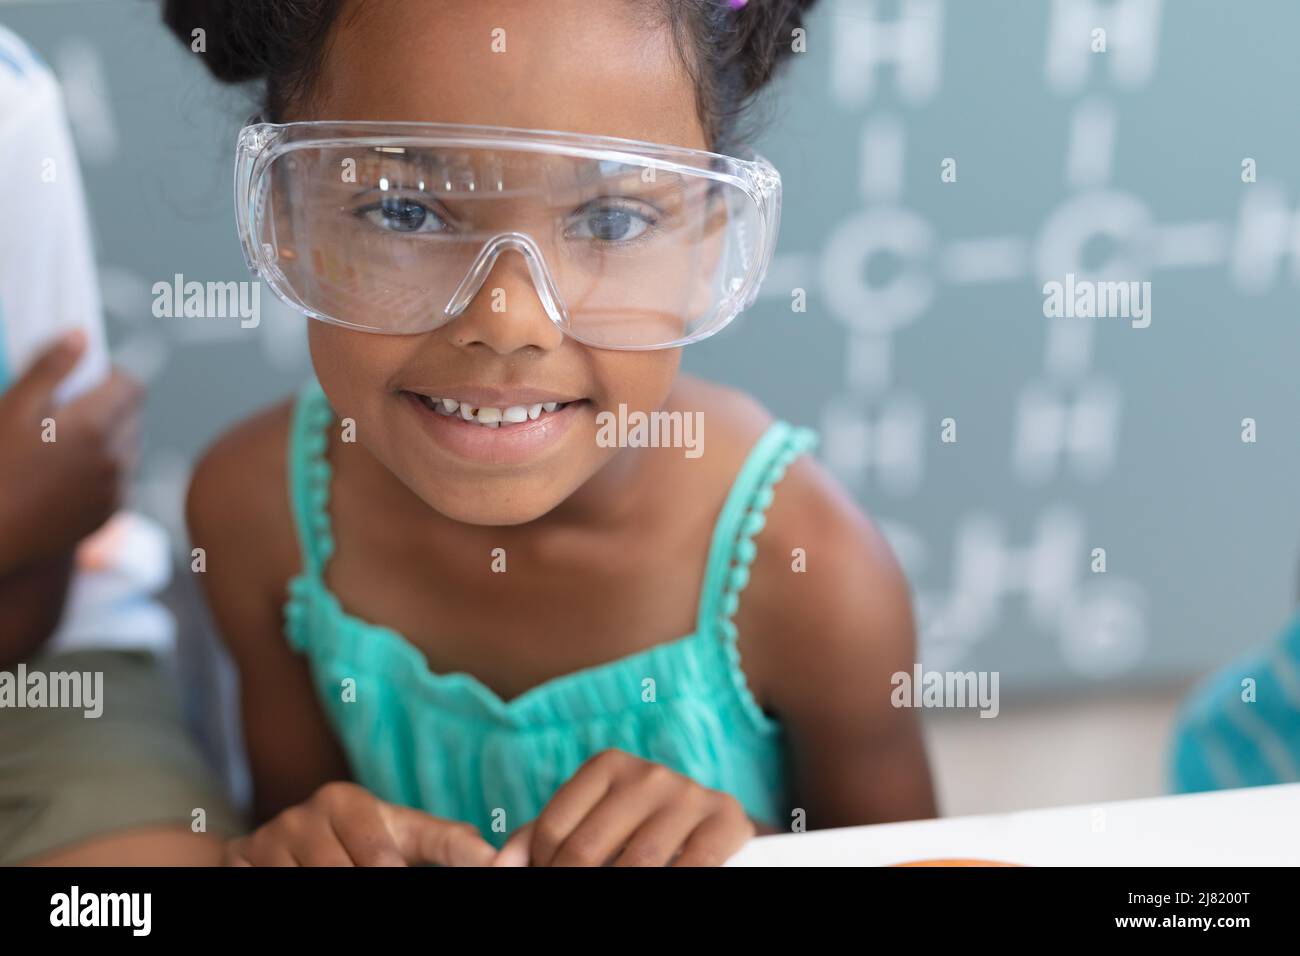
[1169,612,1300,792]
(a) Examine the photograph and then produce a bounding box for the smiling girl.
[175,0,936,866]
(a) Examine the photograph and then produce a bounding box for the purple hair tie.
[728,0,748,9]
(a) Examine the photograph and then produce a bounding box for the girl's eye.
[359,196,449,235]
[566,199,658,243]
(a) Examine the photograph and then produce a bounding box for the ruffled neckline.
[284,380,817,731]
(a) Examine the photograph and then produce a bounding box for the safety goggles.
[234,120,781,350]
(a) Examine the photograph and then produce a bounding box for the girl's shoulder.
[186,397,355,805]
[671,374,877,565]
[669,373,776,471]
[670,375,886,574]
[675,377,915,707]
[186,396,302,604]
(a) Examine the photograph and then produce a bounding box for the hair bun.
[164,0,341,87]
[730,0,818,98]
[163,0,258,83]
[162,0,342,117]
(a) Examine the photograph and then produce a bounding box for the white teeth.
[419,394,575,428]
[420,395,449,415]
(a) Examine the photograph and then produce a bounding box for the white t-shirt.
[0,24,173,655]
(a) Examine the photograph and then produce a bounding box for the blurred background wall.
[3,0,1298,815]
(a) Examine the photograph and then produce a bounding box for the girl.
[175,0,936,866]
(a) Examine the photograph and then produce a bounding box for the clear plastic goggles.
[234,120,782,350]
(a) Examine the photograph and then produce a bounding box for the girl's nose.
[442,236,568,354]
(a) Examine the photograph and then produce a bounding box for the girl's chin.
[391,455,577,525]
[413,487,564,528]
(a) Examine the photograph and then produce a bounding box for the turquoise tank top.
[283,379,818,845]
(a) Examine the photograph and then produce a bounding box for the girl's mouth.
[411,393,576,428]
[401,390,589,466]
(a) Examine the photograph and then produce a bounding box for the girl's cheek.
[307,324,402,408]
[594,352,682,410]
[307,323,355,400]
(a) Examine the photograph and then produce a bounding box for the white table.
[728,782,1300,866]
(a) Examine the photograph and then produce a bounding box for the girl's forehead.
[309,0,708,152]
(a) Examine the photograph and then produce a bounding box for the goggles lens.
[236,124,779,349]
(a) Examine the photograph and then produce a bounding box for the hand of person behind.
[0,330,143,576]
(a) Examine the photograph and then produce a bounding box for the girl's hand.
[223,782,496,867]
[493,749,755,867]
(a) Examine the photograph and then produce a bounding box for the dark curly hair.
[162,0,817,152]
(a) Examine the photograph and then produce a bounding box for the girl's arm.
[187,406,498,867]
[186,405,351,825]
[743,455,939,830]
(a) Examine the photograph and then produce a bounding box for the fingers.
[220,839,255,867]
[492,822,533,867]
[0,359,143,564]
[36,368,143,477]
[98,373,144,483]
[228,780,748,868]
[227,783,398,867]
[63,368,145,432]
[671,809,754,867]
[106,407,142,474]
[280,801,359,867]
[59,370,144,492]
[222,781,496,868]
[526,750,619,867]
[7,331,86,410]
[521,751,755,867]
[613,804,705,867]
[547,772,676,867]
[328,795,406,867]
[382,804,496,867]
[229,827,300,867]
